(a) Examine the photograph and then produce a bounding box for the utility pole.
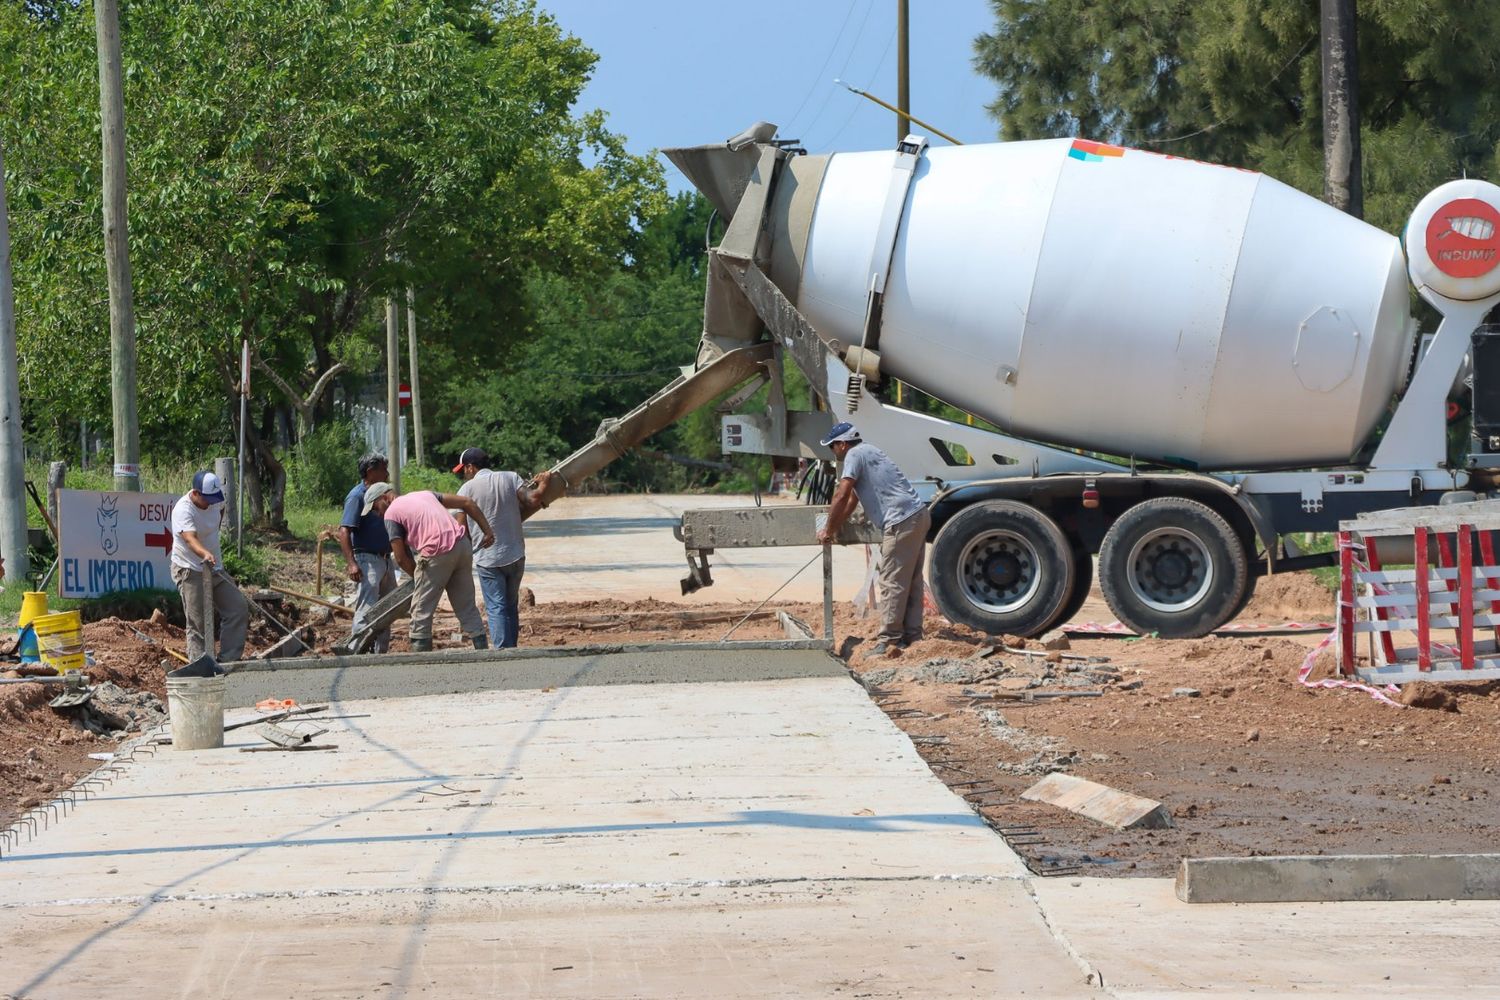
[0,138,29,582]
[892,0,911,408]
[895,0,911,143]
[385,297,401,489]
[406,288,424,468]
[1320,0,1363,217]
[94,0,141,491]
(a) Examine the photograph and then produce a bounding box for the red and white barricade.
[1337,511,1500,684]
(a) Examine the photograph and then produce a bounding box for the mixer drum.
[793,138,1416,470]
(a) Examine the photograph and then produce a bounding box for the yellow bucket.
[33,610,84,674]
[18,591,48,629]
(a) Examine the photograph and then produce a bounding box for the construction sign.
[58,489,182,598]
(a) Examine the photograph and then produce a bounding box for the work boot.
[410,637,432,653]
[472,634,489,650]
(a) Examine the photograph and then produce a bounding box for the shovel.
[129,624,189,664]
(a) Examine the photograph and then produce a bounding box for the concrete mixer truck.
[532,123,1500,641]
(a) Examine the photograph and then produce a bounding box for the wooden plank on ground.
[1021,773,1172,830]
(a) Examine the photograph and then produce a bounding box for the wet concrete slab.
[221,643,842,708]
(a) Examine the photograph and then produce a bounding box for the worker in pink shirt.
[362,482,494,652]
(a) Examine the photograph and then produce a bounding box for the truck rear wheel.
[929,501,1075,637]
[1098,498,1248,638]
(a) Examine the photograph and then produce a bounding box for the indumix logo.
[1426,197,1500,278]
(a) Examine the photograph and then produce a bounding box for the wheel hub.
[1126,528,1214,613]
[983,552,1023,589]
[958,530,1041,614]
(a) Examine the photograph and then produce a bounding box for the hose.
[797,460,837,506]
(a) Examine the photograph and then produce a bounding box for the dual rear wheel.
[928,497,1248,639]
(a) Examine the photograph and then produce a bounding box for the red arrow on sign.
[144,529,172,556]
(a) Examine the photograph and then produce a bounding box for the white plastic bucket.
[166,676,225,751]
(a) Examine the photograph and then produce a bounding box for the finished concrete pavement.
[0,664,1095,998]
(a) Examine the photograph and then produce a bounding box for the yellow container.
[18,591,48,629]
[33,610,84,674]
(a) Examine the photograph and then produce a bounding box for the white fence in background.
[351,404,408,464]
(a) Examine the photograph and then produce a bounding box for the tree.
[1,0,663,521]
[974,0,1500,232]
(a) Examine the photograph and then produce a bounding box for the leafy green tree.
[2,0,662,522]
[442,191,775,491]
[974,0,1500,232]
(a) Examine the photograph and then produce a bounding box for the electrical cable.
[782,0,863,137]
[799,0,878,142]
[823,25,898,150]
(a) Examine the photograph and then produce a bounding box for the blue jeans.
[476,558,525,648]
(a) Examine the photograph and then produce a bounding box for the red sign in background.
[1426,198,1500,279]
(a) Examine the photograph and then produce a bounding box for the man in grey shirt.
[454,447,554,647]
[815,422,931,655]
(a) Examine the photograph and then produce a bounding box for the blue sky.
[538,1,1003,193]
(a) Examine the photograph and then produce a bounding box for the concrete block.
[1039,629,1071,651]
[1176,853,1500,904]
[1021,773,1172,830]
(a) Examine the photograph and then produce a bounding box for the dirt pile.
[1241,571,1336,623]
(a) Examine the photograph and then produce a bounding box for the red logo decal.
[1427,198,1500,278]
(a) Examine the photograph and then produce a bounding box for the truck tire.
[1098,498,1248,639]
[929,501,1075,637]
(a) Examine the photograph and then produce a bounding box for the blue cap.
[819,422,861,447]
[193,470,225,505]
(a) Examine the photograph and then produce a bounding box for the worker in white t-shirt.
[169,470,248,664]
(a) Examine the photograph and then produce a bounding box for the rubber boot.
[410,637,432,653]
[472,634,489,651]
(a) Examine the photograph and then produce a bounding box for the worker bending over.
[815,422,932,655]
[169,471,248,663]
[453,447,554,648]
[363,482,494,652]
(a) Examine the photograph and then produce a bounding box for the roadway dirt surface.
[4,572,1499,877]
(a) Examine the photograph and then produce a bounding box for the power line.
[799,0,878,142]
[783,0,862,138]
[823,25,898,150]
[1120,35,1317,146]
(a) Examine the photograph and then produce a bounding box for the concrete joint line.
[1022,879,1121,998]
[3,872,1026,910]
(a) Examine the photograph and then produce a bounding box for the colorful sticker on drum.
[1068,139,1126,162]
[1426,198,1500,279]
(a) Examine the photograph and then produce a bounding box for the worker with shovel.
[363,482,494,652]
[169,471,248,664]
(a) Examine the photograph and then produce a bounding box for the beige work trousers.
[876,506,931,646]
[409,536,486,643]
[171,563,248,663]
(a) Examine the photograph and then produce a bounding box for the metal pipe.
[535,343,773,507]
